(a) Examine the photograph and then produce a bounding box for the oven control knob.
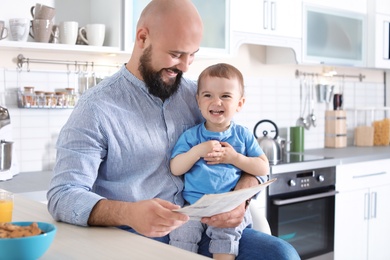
[318,175,325,182]
[288,179,296,187]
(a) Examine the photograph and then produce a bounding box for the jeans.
[123,226,300,259]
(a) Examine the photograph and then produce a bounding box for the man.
[47,0,299,259]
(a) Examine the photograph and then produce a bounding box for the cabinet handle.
[352,171,387,179]
[371,192,377,219]
[364,192,370,220]
[263,1,268,30]
[270,1,276,30]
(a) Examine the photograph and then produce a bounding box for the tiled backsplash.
[0,67,385,173]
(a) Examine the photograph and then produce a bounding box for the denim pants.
[123,226,301,259]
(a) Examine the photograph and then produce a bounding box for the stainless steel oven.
[267,165,336,260]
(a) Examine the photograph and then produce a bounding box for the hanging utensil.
[296,76,309,129]
[309,75,317,127]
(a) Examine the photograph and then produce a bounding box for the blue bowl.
[0,221,57,260]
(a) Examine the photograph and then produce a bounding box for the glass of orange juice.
[0,190,14,222]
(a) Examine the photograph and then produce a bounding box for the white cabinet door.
[334,188,369,260]
[335,159,390,260]
[231,0,302,38]
[368,185,390,260]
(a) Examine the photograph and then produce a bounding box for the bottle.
[65,88,78,107]
[45,92,57,108]
[23,86,35,107]
[35,91,46,107]
[56,92,67,107]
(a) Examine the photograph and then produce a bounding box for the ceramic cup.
[59,21,79,45]
[30,19,53,43]
[290,126,304,153]
[78,24,105,46]
[0,21,9,40]
[30,3,56,20]
[9,18,30,42]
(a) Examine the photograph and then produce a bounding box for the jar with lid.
[45,92,57,108]
[23,86,35,107]
[65,88,78,107]
[56,92,67,107]
[35,91,46,107]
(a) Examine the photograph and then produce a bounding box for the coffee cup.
[78,24,105,46]
[59,21,79,45]
[30,3,56,20]
[0,21,8,40]
[30,19,53,43]
[9,18,30,42]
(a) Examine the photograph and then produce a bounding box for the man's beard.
[139,45,183,100]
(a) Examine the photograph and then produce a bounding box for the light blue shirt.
[47,65,204,226]
[171,122,264,204]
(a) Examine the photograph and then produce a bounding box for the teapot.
[253,119,283,165]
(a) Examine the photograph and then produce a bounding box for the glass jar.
[65,88,78,107]
[45,92,57,108]
[35,91,46,107]
[56,92,67,107]
[23,86,35,107]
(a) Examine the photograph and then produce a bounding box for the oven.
[267,165,336,260]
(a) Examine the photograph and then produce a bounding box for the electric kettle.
[253,119,282,165]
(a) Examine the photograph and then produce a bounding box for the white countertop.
[11,194,208,260]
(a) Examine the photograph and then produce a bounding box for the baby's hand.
[206,141,237,165]
[195,140,221,158]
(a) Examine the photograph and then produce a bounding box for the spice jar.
[23,86,35,107]
[45,92,57,108]
[56,92,67,107]
[65,88,78,107]
[35,91,46,107]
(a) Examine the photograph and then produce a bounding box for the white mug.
[9,18,30,42]
[59,21,79,45]
[78,24,105,46]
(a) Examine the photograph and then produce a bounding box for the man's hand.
[200,202,246,228]
[88,198,189,238]
[127,199,189,237]
[200,173,260,228]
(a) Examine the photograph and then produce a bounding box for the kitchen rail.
[16,54,121,72]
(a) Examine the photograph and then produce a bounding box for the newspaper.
[174,178,276,220]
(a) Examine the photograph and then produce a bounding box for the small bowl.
[0,221,57,260]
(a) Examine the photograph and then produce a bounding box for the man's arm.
[88,198,189,237]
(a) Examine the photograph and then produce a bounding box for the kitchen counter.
[271,146,390,174]
[7,194,208,260]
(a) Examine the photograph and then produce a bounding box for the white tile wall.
[0,67,385,173]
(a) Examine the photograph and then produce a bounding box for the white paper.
[174,178,276,220]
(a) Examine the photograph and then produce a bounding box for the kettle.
[253,119,282,165]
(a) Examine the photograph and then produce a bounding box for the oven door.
[267,188,336,260]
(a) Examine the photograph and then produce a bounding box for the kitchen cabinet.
[129,0,230,56]
[230,0,302,38]
[334,159,390,260]
[302,4,366,67]
[367,0,390,69]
